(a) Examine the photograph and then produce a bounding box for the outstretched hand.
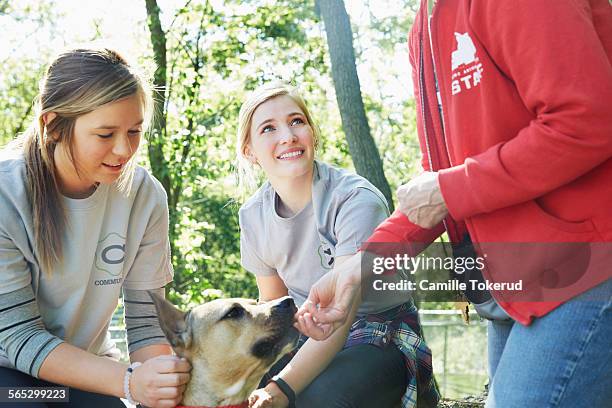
[295,253,362,340]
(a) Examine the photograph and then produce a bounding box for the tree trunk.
[317,0,394,211]
[144,0,178,253]
[144,0,168,189]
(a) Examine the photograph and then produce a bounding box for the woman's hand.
[130,355,191,408]
[296,253,362,340]
[397,171,448,229]
[248,383,289,408]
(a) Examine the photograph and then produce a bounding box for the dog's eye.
[223,306,244,320]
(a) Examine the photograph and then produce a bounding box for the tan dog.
[148,293,299,407]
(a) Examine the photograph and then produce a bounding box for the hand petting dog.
[130,355,191,408]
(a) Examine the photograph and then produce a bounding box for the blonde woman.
[0,48,190,408]
[237,83,438,408]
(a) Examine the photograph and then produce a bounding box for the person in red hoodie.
[295,0,612,406]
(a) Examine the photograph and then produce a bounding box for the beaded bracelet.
[123,361,142,405]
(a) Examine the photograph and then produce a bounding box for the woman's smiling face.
[246,95,315,183]
[53,94,144,197]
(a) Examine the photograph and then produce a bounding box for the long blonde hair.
[14,47,153,274]
[236,83,320,195]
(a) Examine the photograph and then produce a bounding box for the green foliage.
[423,318,488,398]
[2,2,488,391]
[146,0,337,304]
[0,58,44,144]
[364,95,422,193]
[169,186,257,307]
[0,1,9,15]
[2,0,426,309]
[0,1,60,145]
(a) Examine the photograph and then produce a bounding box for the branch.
[168,0,193,32]
[171,31,199,69]
[163,56,178,138]
[14,100,34,136]
[193,1,208,72]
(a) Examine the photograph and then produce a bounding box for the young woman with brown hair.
[0,48,190,408]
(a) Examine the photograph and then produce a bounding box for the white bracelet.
[124,362,142,405]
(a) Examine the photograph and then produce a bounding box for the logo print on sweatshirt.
[318,242,335,270]
[95,232,126,277]
[451,32,484,96]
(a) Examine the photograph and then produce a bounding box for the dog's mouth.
[250,296,299,360]
[251,325,299,360]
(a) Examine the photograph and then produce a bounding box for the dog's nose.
[277,297,294,309]
[272,296,296,313]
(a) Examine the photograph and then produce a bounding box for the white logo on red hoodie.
[452,32,477,69]
[451,32,484,95]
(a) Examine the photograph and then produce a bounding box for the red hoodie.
[367,0,612,325]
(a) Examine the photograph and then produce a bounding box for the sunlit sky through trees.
[1,0,415,101]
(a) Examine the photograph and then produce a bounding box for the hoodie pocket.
[532,200,596,234]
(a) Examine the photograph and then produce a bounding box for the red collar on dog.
[176,402,249,408]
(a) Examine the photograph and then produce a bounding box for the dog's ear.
[148,291,192,353]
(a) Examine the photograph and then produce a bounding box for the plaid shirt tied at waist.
[262,301,440,408]
[345,301,440,408]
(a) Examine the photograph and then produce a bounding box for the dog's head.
[148,293,299,404]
